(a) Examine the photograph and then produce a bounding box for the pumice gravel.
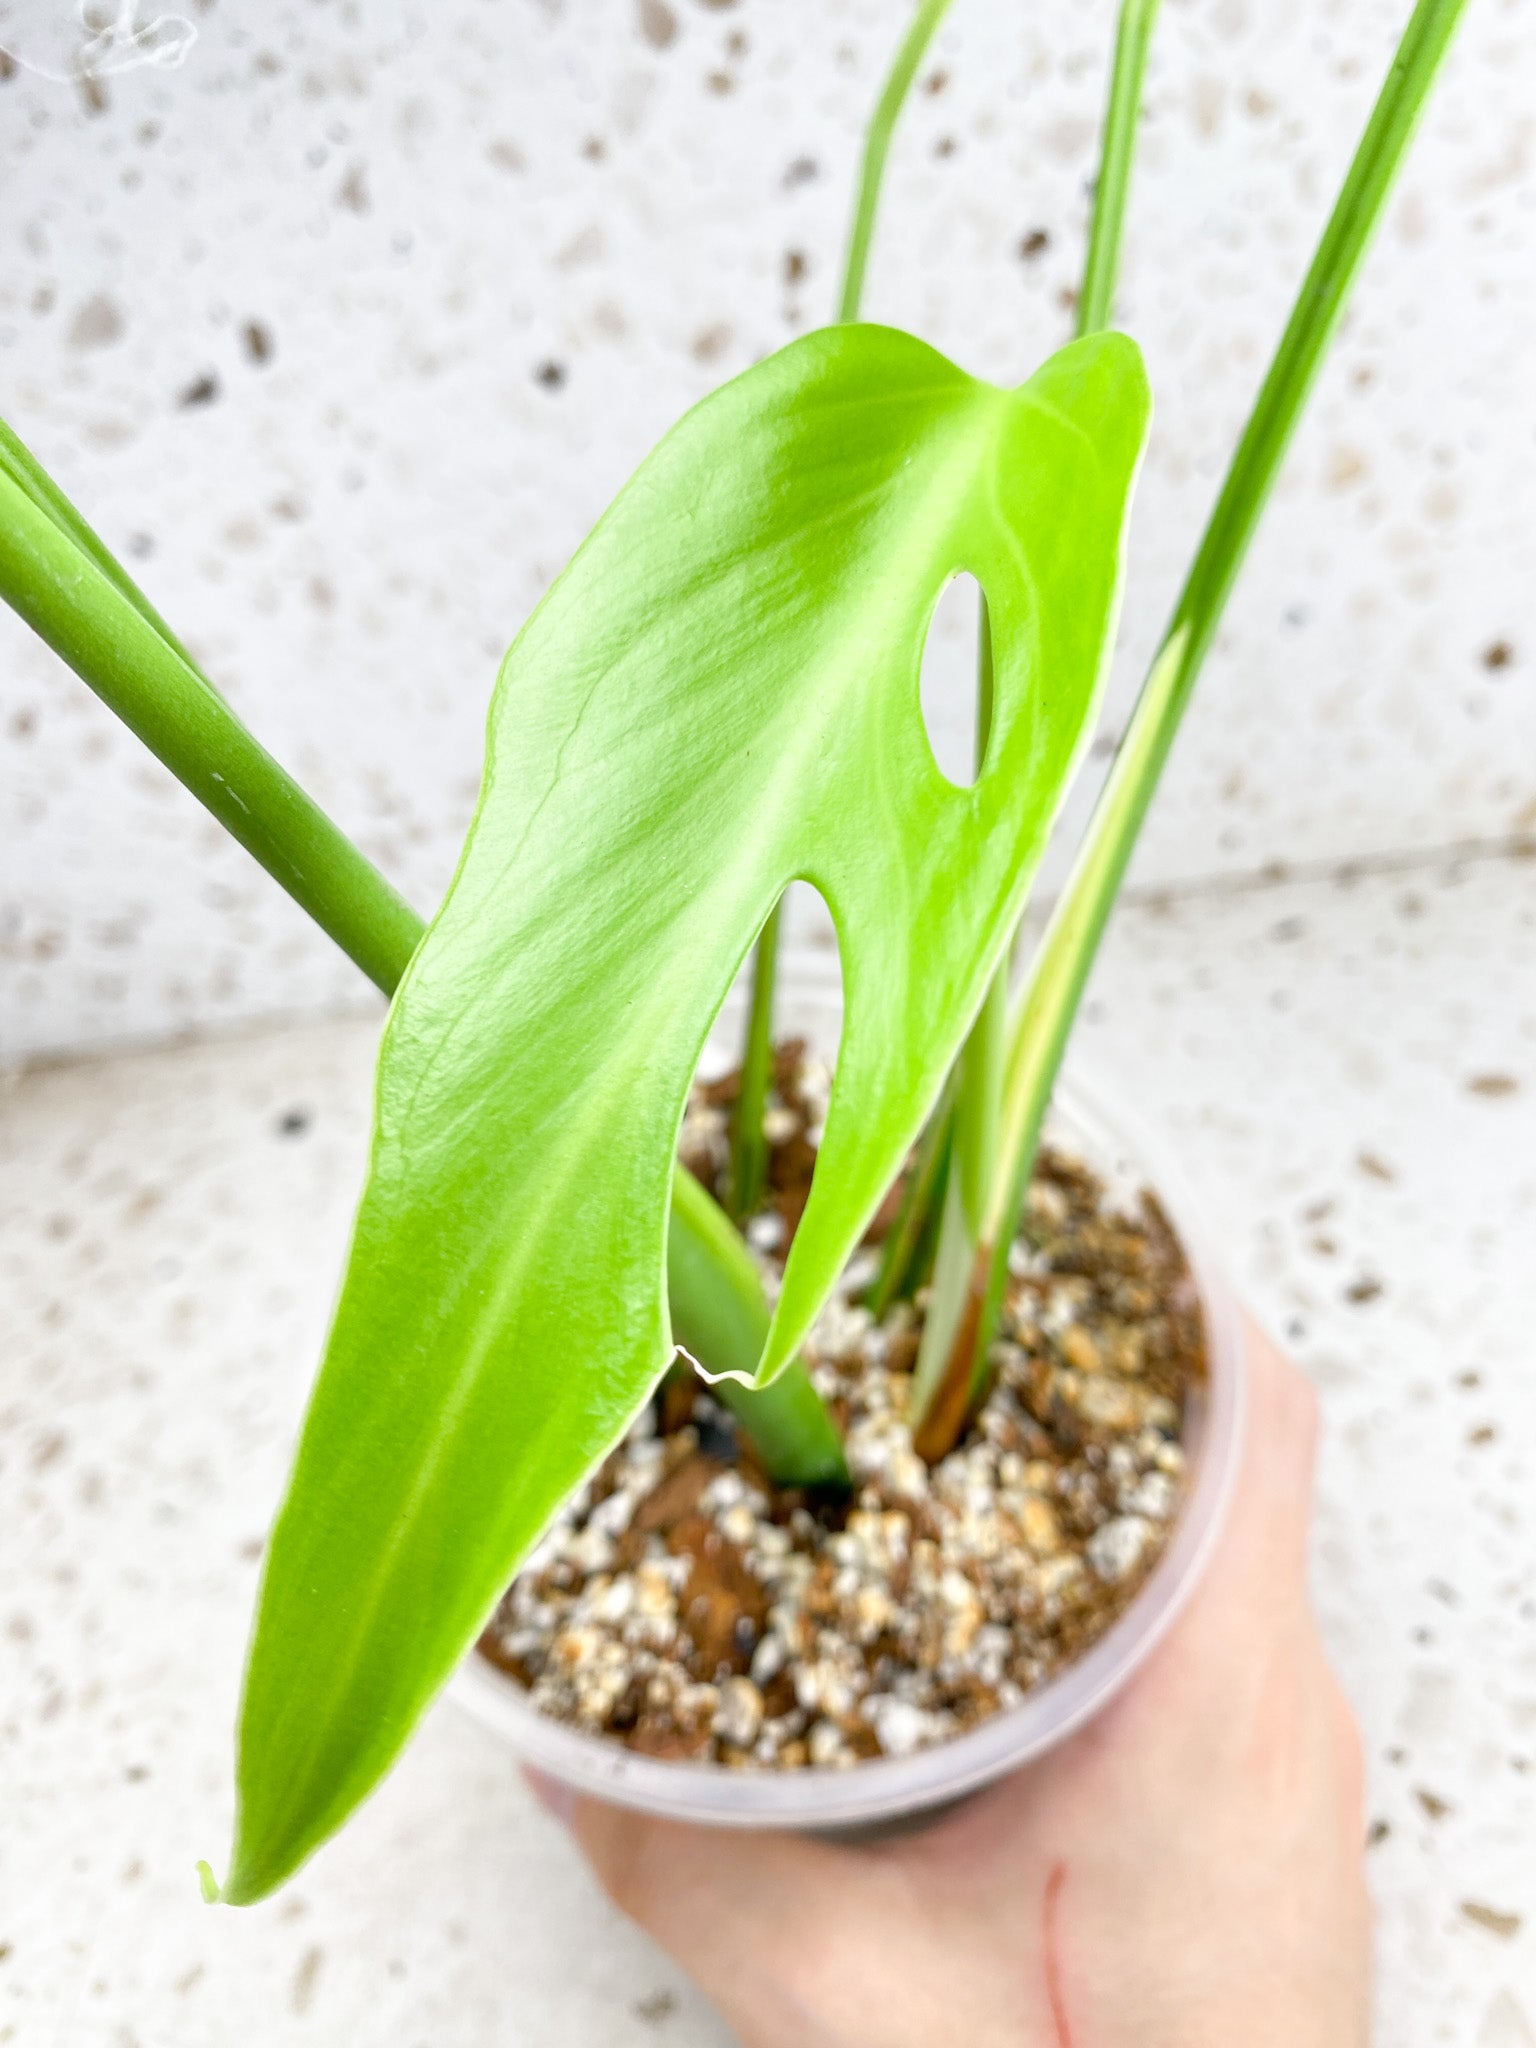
[478,1048,1205,1770]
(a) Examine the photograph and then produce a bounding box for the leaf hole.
[919,572,989,790]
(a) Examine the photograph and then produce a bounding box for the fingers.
[539,1315,1337,2045]
[566,1792,853,2009]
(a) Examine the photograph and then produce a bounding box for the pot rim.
[448,1056,1247,1830]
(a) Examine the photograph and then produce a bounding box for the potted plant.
[0,0,1467,1905]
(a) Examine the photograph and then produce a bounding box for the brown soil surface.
[478,1047,1205,1770]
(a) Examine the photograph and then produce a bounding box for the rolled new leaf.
[225,321,1151,1902]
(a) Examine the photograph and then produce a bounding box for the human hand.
[544,1320,1370,2047]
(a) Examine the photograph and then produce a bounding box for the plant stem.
[1076,0,1161,338]
[965,0,1470,1380]
[865,1064,958,1320]
[670,1163,848,1486]
[0,419,846,1489]
[0,434,424,998]
[732,0,957,1207]
[728,899,780,1220]
[909,0,1159,1449]
[837,0,958,324]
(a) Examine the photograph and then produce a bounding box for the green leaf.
[0,409,841,1489]
[225,320,1150,1903]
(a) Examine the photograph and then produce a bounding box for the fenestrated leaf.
[224,322,1150,1902]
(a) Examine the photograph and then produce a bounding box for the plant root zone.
[478,1044,1205,1772]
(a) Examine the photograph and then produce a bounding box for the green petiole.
[727,897,781,1221]
[1076,0,1162,338]
[836,0,958,326]
[0,418,846,1491]
[865,1064,959,1322]
[969,0,1472,1386]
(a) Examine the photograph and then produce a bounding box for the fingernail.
[523,1766,576,1826]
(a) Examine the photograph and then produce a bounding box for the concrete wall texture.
[2,0,1532,1058]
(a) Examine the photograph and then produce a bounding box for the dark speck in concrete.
[783,248,807,286]
[638,0,678,49]
[291,1946,324,2015]
[124,1764,149,1783]
[276,1107,312,1137]
[337,162,370,213]
[127,532,154,559]
[924,68,949,95]
[32,1429,67,1471]
[782,155,818,188]
[1345,1276,1383,1305]
[1482,640,1514,670]
[242,320,274,365]
[1019,228,1051,260]
[69,294,124,349]
[178,373,220,409]
[1467,1072,1519,1098]
[1460,1901,1522,1939]
[634,1990,678,2024]
[535,359,566,390]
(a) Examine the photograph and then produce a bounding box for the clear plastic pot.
[450,970,1246,1832]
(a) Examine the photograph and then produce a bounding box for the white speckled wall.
[2,0,1533,1058]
